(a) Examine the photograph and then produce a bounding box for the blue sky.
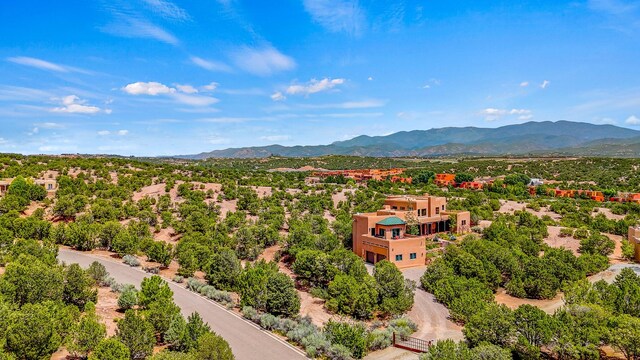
[0,0,639,156]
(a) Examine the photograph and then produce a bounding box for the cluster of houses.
[311,168,412,184]
[352,194,470,268]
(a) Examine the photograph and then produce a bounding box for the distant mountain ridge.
[179,121,640,159]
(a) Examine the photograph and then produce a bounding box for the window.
[370,228,375,236]
[378,229,385,237]
[410,253,417,260]
[462,220,467,226]
[392,228,401,238]
[435,207,440,214]
[395,254,403,261]
[442,205,445,210]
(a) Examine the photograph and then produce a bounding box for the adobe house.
[434,174,456,187]
[352,194,471,269]
[0,178,58,195]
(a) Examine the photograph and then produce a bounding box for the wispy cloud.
[101,3,179,45]
[175,84,198,94]
[7,56,89,74]
[142,0,190,21]
[229,46,296,76]
[540,80,550,89]
[303,0,366,37]
[190,56,233,72]
[260,135,290,142]
[285,78,345,96]
[50,95,107,114]
[520,81,529,87]
[588,0,638,15]
[481,108,533,121]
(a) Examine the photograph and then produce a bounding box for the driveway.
[402,266,464,342]
[58,249,307,360]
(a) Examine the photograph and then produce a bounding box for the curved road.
[58,249,307,360]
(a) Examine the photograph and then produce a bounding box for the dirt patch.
[331,189,354,208]
[495,288,564,314]
[544,226,581,255]
[133,183,167,202]
[96,286,123,337]
[251,186,272,199]
[595,207,625,221]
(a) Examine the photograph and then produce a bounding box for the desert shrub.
[259,313,278,330]
[301,332,331,357]
[122,255,140,267]
[241,306,259,323]
[367,328,392,351]
[186,278,206,292]
[117,285,138,310]
[172,275,184,283]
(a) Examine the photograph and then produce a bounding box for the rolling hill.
[180,121,640,159]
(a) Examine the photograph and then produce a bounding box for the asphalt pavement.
[58,248,308,360]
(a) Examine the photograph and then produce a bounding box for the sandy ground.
[402,266,464,342]
[495,288,564,314]
[154,226,181,243]
[498,200,561,221]
[595,207,625,221]
[364,347,419,360]
[22,201,44,217]
[544,226,581,255]
[251,186,272,199]
[132,183,167,202]
[331,189,355,207]
[218,199,238,218]
[96,286,123,337]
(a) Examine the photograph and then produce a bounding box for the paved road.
[402,266,464,342]
[58,249,307,360]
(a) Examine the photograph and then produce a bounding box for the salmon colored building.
[458,181,483,190]
[434,174,456,187]
[312,168,406,182]
[352,194,471,268]
[628,226,640,262]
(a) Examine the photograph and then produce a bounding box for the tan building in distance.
[628,226,640,262]
[0,178,58,195]
[352,194,471,269]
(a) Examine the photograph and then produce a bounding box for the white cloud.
[626,115,640,125]
[368,76,373,81]
[520,81,529,87]
[190,56,232,72]
[540,80,550,89]
[481,108,532,121]
[7,56,67,72]
[303,0,366,37]
[117,130,129,136]
[229,46,296,76]
[142,0,190,21]
[176,84,198,94]
[202,82,219,91]
[271,91,286,101]
[286,78,345,96]
[260,135,290,142]
[171,93,219,107]
[50,95,102,114]
[98,130,111,136]
[123,81,175,95]
[340,100,386,109]
[101,13,178,45]
[37,122,64,129]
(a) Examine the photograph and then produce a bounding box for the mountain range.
[180,121,640,159]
